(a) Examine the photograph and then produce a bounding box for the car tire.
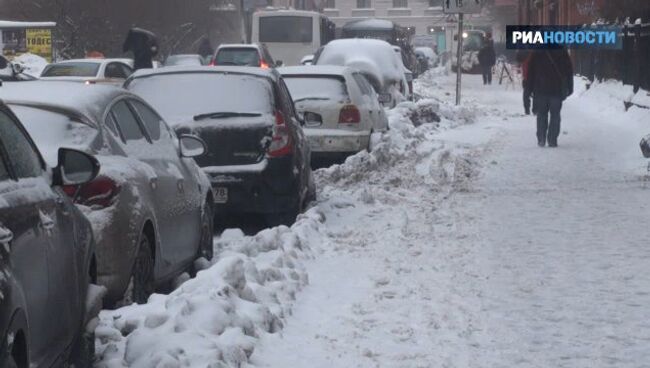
[266,201,299,227]
[123,233,155,305]
[199,201,214,261]
[69,329,94,368]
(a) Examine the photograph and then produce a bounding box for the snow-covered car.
[0,55,38,82]
[39,58,134,85]
[279,65,389,160]
[0,101,102,367]
[415,46,438,68]
[125,66,315,226]
[163,54,206,67]
[314,39,409,108]
[0,81,215,306]
[211,43,278,68]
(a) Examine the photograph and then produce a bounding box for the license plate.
[214,187,228,203]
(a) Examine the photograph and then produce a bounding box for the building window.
[429,0,441,7]
[356,0,371,8]
[393,0,408,8]
[324,0,335,8]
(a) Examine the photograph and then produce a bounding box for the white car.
[279,65,389,159]
[314,39,409,108]
[39,58,134,85]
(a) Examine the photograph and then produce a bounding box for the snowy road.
[250,74,650,367]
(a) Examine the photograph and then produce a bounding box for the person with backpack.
[528,47,574,147]
[478,34,496,85]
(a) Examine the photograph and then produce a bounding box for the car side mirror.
[275,60,284,67]
[640,135,650,158]
[179,134,207,157]
[53,148,100,186]
[303,111,323,127]
[11,63,25,75]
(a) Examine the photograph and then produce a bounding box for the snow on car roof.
[278,65,350,77]
[0,81,129,124]
[128,65,278,81]
[51,58,131,65]
[0,20,56,28]
[315,39,403,85]
[217,44,260,49]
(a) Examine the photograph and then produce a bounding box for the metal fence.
[573,23,650,93]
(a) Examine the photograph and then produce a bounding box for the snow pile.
[94,210,328,368]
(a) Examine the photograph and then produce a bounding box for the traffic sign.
[443,0,483,14]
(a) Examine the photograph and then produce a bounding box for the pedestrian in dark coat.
[528,48,574,147]
[123,28,159,70]
[197,36,214,64]
[516,50,533,115]
[478,35,496,85]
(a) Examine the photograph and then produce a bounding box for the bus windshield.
[259,16,313,43]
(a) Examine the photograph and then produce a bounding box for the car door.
[0,108,70,366]
[129,99,202,266]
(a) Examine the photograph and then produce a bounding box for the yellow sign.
[25,29,52,62]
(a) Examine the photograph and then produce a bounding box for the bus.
[340,19,413,49]
[251,10,335,66]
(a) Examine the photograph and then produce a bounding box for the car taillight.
[64,176,120,209]
[267,111,293,157]
[339,105,361,124]
[260,60,270,69]
[209,60,216,66]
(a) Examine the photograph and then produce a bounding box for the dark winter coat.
[123,28,159,70]
[528,48,574,99]
[478,41,496,67]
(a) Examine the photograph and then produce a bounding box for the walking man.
[478,34,496,85]
[528,48,573,147]
[516,50,533,115]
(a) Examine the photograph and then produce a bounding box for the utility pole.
[456,13,464,106]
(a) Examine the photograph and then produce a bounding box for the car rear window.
[41,62,100,77]
[127,73,274,122]
[9,105,97,167]
[214,48,260,66]
[283,76,348,103]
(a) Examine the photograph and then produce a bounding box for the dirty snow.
[95,69,650,368]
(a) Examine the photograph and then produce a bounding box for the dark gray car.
[0,81,215,306]
[0,101,102,367]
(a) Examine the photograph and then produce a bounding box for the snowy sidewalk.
[250,74,650,368]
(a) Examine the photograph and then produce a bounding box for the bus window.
[259,16,313,43]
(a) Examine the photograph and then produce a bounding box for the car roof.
[278,65,351,77]
[49,58,131,65]
[217,44,261,50]
[0,80,133,125]
[127,65,279,82]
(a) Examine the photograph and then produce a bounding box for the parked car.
[0,56,37,83]
[0,101,103,367]
[0,81,215,306]
[314,39,409,108]
[39,58,134,85]
[125,66,315,226]
[163,54,206,67]
[211,43,279,68]
[279,65,389,161]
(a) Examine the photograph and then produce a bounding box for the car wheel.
[266,201,299,227]
[123,234,155,305]
[306,171,317,206]
[69,329,94,368]
[199,201,214,261]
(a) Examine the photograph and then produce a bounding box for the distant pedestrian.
[123,28,159,70]
[528,48,574,147]
[516,50,533,115]
[197,36,214,64]
[478,34,496,85]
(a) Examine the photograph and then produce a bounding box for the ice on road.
[251,73,650,367]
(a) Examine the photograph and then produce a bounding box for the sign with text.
[443,0,483,14]
[506,26,623,50]
[26,29,52,62]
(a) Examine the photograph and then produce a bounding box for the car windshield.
[215,48,260,66]
[127,73,274,122]
[41,62,101,77]
[283,76,348,103]
[9,105,97,166]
